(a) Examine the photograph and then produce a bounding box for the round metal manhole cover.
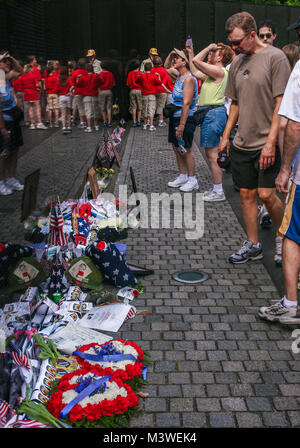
[172,271,208,284]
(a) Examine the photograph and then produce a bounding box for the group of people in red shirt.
[126,51,174,131]
[12,55,116,134]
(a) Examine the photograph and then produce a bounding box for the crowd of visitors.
[1,11,300,326]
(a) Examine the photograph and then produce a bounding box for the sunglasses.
[259,33,272,39]
[227,34,249,47]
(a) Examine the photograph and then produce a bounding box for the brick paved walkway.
[115,124,300,428]
[1,123,300,428]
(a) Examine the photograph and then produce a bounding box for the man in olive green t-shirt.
[219,12,290,265]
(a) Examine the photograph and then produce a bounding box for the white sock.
[178,173,188,181]
[213,183,223,194]
[283,296,297,308]
[252,242,261,248]
[188,176,196,182]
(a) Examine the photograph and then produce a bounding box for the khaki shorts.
[156,92,167,115]
[59,95,71,109]
[142,94,156,118]
[129,89,142,112]
[75,94,85,116]
[47,93,59,110]
[83,96,99,119]
[98,90,113,112]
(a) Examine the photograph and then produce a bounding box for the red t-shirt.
[12,76,23,93]
[76,73,101,97]
[71,69,88,95]
[32,66,42,82]
[44,73,58,95]
[98,71,115,91]
[19,72,39,101]
[135,72,162,95]
[151,66,171,94]
[126,70,142,90]
[55,77,73,96]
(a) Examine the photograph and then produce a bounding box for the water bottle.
[177,134,187,154]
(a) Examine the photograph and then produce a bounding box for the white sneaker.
[5,177,24,191]
[149,125,156,131]
[62,127,68,134]
[36,123,48,130]
[179,178,199,192]
[78,122,85,129]
[158,121,167,127]
[258,299,299,324]
[95,126,100,131]
[29,124,35,130]
[0,181,13,195]
[168,175,188,188]
[143,124,148,130]
[85,127,92,133]
[203,189,226,202]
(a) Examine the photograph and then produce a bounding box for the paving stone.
[246,397,272,411]
[170,398,194,412]
[287,411,300,426]
[196,398,221,412]
[182,413,207,427]
[262,412,289,427]
[221,398,247,411]
[145,398,167,412]
[206,385,231,397]
[236,412,264,428]
[158,385,182,397]
[273,397,300,411]
[209,412,236,428]
[156,413,180,427]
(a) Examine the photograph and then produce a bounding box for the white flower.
[63,375,128,406]
[82,341,138,371]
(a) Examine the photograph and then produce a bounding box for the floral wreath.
[47,366,139,425]
[72,339,145,382]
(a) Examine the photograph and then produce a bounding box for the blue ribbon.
[142,365,147,381]
[59,375,111,420]
[73,350,137,363]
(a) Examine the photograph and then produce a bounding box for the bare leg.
[258,187,285,236]
[283,237,300,302]
[137,109,142,123]
[35,101,42,123]
[61,107,66,128]
[132,108,137,123]
[28,103,34,125]
[54,108,59,125]
[205,147,223,185]
[107,108,112,125]
[240,188,259,244]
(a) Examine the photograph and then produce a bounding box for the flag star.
[113,269,119,276]
[112,251,116,257]
[50,282,55,288]
[123,274,129,281]
[103,262,110,268]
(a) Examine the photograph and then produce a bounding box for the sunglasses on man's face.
[227,34,249,47]
[259,33,272,39]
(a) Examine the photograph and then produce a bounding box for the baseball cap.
[86,49,96,57]
[173,48,189,64]
[0,52,9,62]
[149,48,158,55]
[287,16,300,31]
[8,257,47,292]
[65,256,104,291]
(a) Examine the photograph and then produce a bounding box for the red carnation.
[132,289,139,297]
[96,241,106,251]
[0,243,6,252]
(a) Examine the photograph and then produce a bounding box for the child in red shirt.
[55,66,73,133]
[76,63,101,132]
[97,61,115,128]
[44,62,59,127]
[19,64,47,129]
[136,61,170,131]
[126,59,142,127]
[71,58,88,128]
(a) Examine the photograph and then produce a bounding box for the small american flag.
[9,341,30,370]
[124,306,136,322]
[0,399,9,427]
[4,414,50,428]
[49,200,68,247]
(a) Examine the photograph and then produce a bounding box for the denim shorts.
[280,182,300,245]
[200,105,227,148]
